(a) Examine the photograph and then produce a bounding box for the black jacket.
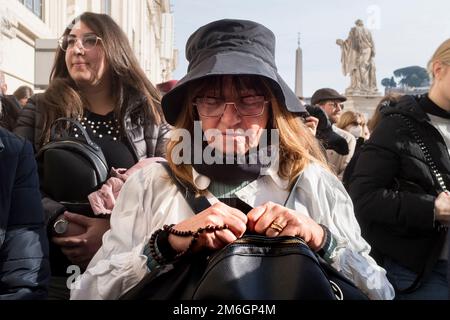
[348,95,450,273]
[13,92,171,227]
[0,128,50,299]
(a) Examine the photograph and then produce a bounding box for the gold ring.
[269,222,284,233]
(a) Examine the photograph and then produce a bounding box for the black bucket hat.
[161,19,306,125]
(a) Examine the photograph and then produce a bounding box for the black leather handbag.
[36,117,108,213]
[192,235,368,300]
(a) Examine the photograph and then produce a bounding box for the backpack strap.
[158,161,211,214]
[283,172,304,208]
[50,117,101,151]
[389,113,448,294]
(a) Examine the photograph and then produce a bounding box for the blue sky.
[171,0,450,97]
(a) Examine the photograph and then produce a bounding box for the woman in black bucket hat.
[161,19,305,124]
[71,19,394,300]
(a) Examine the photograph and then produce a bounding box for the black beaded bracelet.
[145,223,230,268]
[316,224,336,261]
[148,228,166,265]
[156,229,178,260]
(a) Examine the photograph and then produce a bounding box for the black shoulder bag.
[120,162,368,300]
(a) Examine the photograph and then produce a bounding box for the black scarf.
[421,94,450,119]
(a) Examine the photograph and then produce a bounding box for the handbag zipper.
[205,236,309,264]
[233,236,307,246]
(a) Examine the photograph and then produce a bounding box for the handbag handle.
[50,117,101,151]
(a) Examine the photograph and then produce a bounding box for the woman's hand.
[304,116,319,136]
[168,202,247,253]
[434,191,450,225]
[53,211,86,237]
[52,212,111,269]
[247,202,325,251]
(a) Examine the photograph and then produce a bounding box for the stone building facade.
[0,0,176,92]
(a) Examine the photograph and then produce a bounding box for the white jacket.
[70,162,394,300]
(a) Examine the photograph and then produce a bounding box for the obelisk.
[295,33,303,98]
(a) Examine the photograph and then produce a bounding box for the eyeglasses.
[333,102,344,110]
[193,96,268,117]
[58,34,103,52]
[327,102,345,110]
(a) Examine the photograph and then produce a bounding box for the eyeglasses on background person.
[193,95,269,117]
[58,33,103,52]
[326,101,345,110]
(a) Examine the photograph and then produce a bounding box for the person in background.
[0,71,20,131]
[14,12,170,299]
[13,85,34,107]
[311,88,356,180]
[156,79,178,96]
[0,70,8,96]
[337,111,368,148]
[348,38,450,299]
[342,95,401,190]
[303,113,319,137]
[71,18,393,300]
[359,113,370,141]
[296,97,319,137]
[0,127,50,299]
[305,104,349,156]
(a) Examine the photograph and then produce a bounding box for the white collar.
[191,163,290,191]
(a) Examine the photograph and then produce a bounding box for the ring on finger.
[269,222,284,233]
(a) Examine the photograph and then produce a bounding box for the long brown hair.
[13,85,34,101]
[38,12,163,147]
[165,75,328,194]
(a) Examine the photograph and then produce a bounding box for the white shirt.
[70,162,394,300]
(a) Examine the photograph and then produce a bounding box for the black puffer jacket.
[13,92,171,226]
[348,95,450,273]
[0,128,50,299]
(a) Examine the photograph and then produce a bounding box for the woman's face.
[64,21,109,88]
[196,76,270,155]
[344,123,363,138]
[18,98,28,107]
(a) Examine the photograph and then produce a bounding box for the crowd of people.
[0,12,449,300]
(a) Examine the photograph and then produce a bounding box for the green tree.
[381,76,397,89]
[381,78,391,88]
[393,66,430,88]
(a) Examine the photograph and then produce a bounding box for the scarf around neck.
[190,132,275,184]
